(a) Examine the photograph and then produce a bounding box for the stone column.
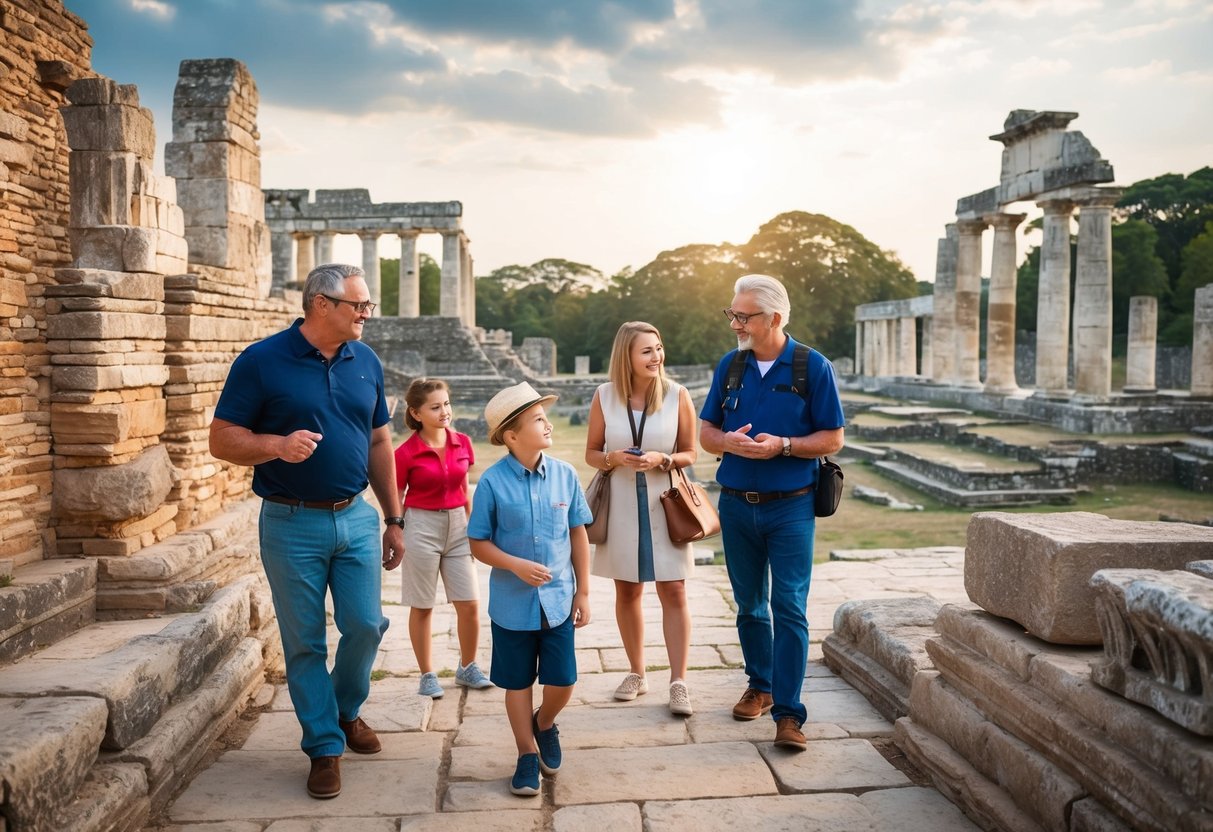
[854,323,864,376]
[295,233,314,282]
[872,320,886,376]
[360,232,380,315]
[440,231,462,318]
[270,230,295,291]
[1192,284,1213,397]
[1034,200,1074,395]
[863,321,877,376]
[884,320,897,375]
[462,242,475,327]
[1124,296,1158,393]
[931,225,958,383]
[920,318,933,377]
[984,212,1026,394]
[898,316,917,376]
[1073,194,1118,399]
[398,231,420,317]
[317,231,334,265]
[954,218,987,388]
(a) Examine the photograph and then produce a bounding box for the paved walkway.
[148,547,978,831]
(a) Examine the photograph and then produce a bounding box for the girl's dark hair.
[404,378,450,431]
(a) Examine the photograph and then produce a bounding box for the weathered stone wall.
[0,1,92,567]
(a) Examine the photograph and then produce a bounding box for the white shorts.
[400,507,479,607]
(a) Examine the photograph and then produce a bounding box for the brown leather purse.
[584,468,611,544]
[660,467,721,544]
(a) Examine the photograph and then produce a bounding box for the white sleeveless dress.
[590,381,694,582]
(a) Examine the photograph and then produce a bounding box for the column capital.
[1075,189,1122,210]
[357,230,380,240]
[1038,199,1075,216]
[955,218,989,235]
[397,230,421,239]
[985,212,1028,230]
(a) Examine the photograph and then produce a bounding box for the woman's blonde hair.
[607,321,669,414]
[404,377,449,431]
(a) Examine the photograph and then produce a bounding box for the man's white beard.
[737,334,753,350]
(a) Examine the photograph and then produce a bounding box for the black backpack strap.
[723,349,750,398]
[791,343,811,399]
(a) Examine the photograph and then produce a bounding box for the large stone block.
[184,217,266,272]
[66,77,141,107]
[47,308,166,341]
[61,103,156,158]
[68,150,139,227]
[0,697,110,832]
[165,141,260,184]
[52,444,176,521]
[69,226,163,273]
[964,512,1213,644]
[51,398,165,445]
[51,364,170,392]
[50,269,165,301]
[175,178,264,227]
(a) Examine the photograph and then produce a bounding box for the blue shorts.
[490,616,577,690]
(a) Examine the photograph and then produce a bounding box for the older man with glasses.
[209,263,403,799]
[699,274,845,751]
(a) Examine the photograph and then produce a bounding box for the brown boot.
[307,755,341,799]
[339,716,382,754]
[774,717,807,751]
[731,688,774,721]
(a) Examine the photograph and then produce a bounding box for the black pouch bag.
[814,456,843,517]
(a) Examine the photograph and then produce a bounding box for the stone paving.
[148,547,979,831]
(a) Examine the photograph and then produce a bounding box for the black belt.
[721,486,813,504]
[264,495,356,511]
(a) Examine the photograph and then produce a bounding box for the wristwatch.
[384,516,404,528]
[781,436,792,457]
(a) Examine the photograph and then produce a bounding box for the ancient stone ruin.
[825,511,1213,832]
[852,110,1213,431]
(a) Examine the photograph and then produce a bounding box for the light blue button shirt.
[467,452,593,631]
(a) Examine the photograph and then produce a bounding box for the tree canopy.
[471,212,918,371]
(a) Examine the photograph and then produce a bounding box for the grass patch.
[436,668,456,678]
[369,669,391,682]
[412,410,1209,556]
[0,575,12,588]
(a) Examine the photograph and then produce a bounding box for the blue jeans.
[259,496,389,758]
[719,490,815,725]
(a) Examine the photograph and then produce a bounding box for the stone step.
[873,460,1077,507]
[837,441,887,462]
[0,557,97,664]
[0,574,269,831]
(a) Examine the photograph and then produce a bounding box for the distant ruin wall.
[0,2,93,567]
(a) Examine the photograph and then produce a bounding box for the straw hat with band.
[484,382,559,446]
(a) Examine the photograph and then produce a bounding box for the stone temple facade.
[852,110,1213,431]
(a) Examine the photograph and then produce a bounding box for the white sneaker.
[668,681,693,716]
[614,672,649,701]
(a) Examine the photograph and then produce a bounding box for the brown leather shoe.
[307,755,341,799]
[731,688,774,721]
[339,716,382,754]
[774,717,807,751]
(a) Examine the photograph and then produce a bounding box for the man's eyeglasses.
[722,308,766,325]
[321,294,376,315]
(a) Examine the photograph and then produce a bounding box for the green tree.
[419,254,441,315]
[1111,219,1170,337]
[380,258,399,315]
[1165,220,1213,344]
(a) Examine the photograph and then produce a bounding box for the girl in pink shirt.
[394,378,492,696]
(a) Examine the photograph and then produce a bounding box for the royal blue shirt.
[213,318,390,501]
[467,452,593,631]
[699,335,845,492]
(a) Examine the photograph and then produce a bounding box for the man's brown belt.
[264,495,355,511]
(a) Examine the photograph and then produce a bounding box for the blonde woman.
[584,321,698,715]
[394,378,491,698]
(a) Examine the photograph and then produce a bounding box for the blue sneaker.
[455,662,493,689]
[510,753,541,796]
[418,672,444,698]
[532,709,562,774]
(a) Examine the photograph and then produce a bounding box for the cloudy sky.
[68,0,1212,282]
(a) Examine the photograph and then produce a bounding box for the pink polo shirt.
[394,429,474,511]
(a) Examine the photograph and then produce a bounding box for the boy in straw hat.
[467,382,593,796]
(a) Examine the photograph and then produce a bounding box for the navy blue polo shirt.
[214,318,390,501]
[699,336,845,492]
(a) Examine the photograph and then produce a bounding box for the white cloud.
[129,0,173,20]
[1103,59,1173,83]
[1009,57,1072,78]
